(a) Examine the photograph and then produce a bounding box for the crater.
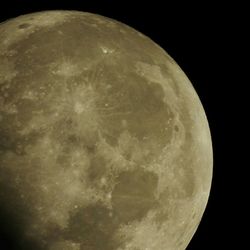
[174,125,179,132]
[18,23,31,29]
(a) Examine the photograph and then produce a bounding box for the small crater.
[67,134,79,144]
[174,125,179,132]
[85,144,96,154]
[18,23,31,29]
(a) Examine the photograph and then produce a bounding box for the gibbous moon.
[0,11,212,250]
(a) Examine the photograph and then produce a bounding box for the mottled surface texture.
[0,11,213,250]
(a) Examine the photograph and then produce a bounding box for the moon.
[0,11,212,250]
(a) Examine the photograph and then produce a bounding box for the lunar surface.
[0,11,213,250]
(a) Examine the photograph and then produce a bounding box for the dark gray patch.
[18,23,31,29]
[111,167,158,223]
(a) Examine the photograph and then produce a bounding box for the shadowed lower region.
[0,183,43,250]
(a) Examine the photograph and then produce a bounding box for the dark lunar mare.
[63,203,121,250]
[62,167,159,250]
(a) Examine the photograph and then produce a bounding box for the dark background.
[0,1,236,249]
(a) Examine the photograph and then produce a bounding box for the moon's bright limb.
[0,11,213,250]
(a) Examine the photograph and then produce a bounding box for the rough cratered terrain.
[0,11,212,250]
